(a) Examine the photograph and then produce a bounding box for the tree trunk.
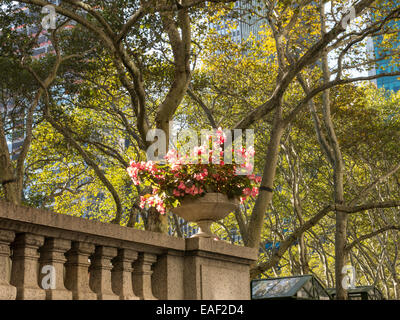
[319,2,348,299]
[0,107,23,205]
[3,179,22,204]
[145,207,169,233]
[246,107,284,248]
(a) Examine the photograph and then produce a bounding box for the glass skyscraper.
[368,5,400,92]
[211,0,266,43]
[2,1,62,160]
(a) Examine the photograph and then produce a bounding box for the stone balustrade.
[0,201,257,300]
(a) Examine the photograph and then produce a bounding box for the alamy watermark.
[341,5,357,29]
[41,265,56,290]
[41,5,57,30]
[145,125,255,175]
[341,265,356,290]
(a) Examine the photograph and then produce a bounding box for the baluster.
[39,238,72,300]
[0,230,16,300]
[64,241,97,300]
[10,233,45,300]
[111,248,140,300]
[89,246,119,300]
[132,253,157,300]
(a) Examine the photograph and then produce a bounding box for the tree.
[4,0,400,299]
[0,4,79,204]
[186,0,400,299]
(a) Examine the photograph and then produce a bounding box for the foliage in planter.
[127,129,261,214]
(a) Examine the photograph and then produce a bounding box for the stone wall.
[0,200,257,300]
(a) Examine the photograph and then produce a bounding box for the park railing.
[0,200,257,300]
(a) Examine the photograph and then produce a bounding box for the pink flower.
[171,163,182,172]
[127,166,141,185]
[145,161,157,173]
[194,171,208,181]
[139,196,146,209]
[165,149,177,159]
[248,174,262,183]
[178,181,186,190]
[186,185,196,195]
[128,146,258,215]
[240,161,254,174]
[251,187,259,197]
[193,146,207,156]
[246,146,255,157]
[216,127,226,144]
[156,204,166,214]
[243,187,252,196]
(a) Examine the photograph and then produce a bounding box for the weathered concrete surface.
[0,201,184,254]
[184,238,257,300]
[0,200,258,300]
[0,229,16,300]
[11,233,46,300]
[39,238,73,300]
[111,248,140,300]
[65,241,97,300]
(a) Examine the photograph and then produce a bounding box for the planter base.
[171,193,239,240]
[191,220,214,238]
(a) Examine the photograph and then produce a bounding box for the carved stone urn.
[171,193,239,238]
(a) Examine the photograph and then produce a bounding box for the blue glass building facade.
[370,5,400,92]
[373,30,400,92]
[211,0,266,43]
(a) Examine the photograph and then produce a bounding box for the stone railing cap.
[0,201,258,262]
[0,200,184,251]
[185,237,258,261]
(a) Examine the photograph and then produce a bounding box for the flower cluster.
[127,129,261,214]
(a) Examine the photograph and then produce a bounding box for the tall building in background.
[3,1,61,161]
[14,2,59,58]
[211,0,266,43]
[368,4,400,92]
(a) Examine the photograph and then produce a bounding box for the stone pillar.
[39,238,72,300]
[0,230,16,300]
[111,248,140,300]
[10,233,45,300]
[89,246,119,300]
[183,237,257,300]
[152,251,184,300]
[64,241,97,300]
[132,253,157,300]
